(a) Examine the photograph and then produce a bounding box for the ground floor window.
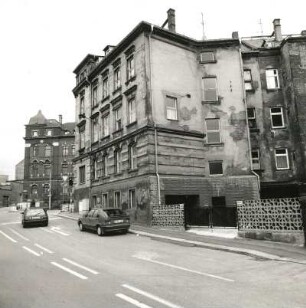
[102,193,108,208]
[114,191,121,208]
[128,189,136,208]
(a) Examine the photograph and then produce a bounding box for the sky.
[1,0,306,180]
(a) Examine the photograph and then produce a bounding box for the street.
[0,209,306,308]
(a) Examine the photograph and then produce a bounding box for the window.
[128,189,136,208]
[31,185,38,196]
[247,108,257,129]
[79,125,85,149]
[71,145,75,156]
[62,163,68,175]
[33,145,39,157]
[266,69,280,89]
[166,96,178,120]
[102,114,109,137]
[244,70,253,91]
[32,130,38,137]
[96,154,102,178]
[127,55,135,80]
[79,166,85,184]
[275,149,289,170]
[203,77,218,101]
[45,145,52,157]
[128,97,136,124]
[80,95,85,114]
[46,129,52,136]
[114,191,121,208]
[270,107,284,128]
[251,150,261,170]
[212,196,226,208]
[206,119,221,144]
[114,149,121,174]
[129,143,137,170]
[200,52,215,63]
[62,145,68,156]
[102,154,108,177]
[92,117,99,143]
[92,157,96,180]
[43,184,49,194]
[44,161,51,177]
[114,107,122,131]
[102,76,109,99]
[92,85,98,107]
[102,193,108,208]
[114,66,121,90]
[209,161,223,175]
[32,161,38,177]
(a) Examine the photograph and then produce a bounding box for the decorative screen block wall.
[237,198,303,231]
[152,204,184,227]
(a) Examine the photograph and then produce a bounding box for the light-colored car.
[21,208,48,228]
[78,208,130,236]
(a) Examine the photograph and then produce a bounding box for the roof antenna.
[258,19,263,35]
[201,12,206,40]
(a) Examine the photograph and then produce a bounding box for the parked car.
[78,208,130,236]
[21,208,48,228]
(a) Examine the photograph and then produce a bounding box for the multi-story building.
[23,110,75,208]
[15,159,24,181]
[242,19,306,198]
[72,9,259,226]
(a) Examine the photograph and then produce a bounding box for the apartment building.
[23,111,75,208]
[72,9,259,226]
[242,19,306,198]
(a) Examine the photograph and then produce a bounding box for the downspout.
[148,24,161,205]
[238,44,261,195]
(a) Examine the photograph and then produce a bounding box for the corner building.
[72,10,259,226]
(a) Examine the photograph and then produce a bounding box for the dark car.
[21,208,48,228]
[78,208,130,236]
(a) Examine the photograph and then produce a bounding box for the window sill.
[101,95,110,103]
[125,75,136,86]
[112,87,122,95]
[199,60,217,64]
[275,168,290,171]
[113,128,123,135]
[246,89,255,93]
[250,128,260,133]
[91,141,99,146]
[128,168,138,173]
[209,174,223,176]
[266,88,280,92]
[202,100,220,105]
[91,104,99,110]
[78,148,85,154]
[114,172,123,177]
[271,126,286,130]
[204,142,224,147]
[101,135,110,142]
[126,121,137,128]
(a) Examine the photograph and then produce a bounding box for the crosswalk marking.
[62,258,99,275]
[23,246,40,257]
[116,293,152,308]
[0,230,17,243]
[9,229,29,241]
[51,262,88,280]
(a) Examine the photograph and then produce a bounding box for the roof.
[28,110,47,125]
[62,122,75,132]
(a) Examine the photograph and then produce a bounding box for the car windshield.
[104,209,124,217]
[27,209,46,216]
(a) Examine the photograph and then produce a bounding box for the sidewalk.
[57,211,306,264]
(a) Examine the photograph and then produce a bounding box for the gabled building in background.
[242,19,306,198]
[23,110,75,208]
[72,9,259,226]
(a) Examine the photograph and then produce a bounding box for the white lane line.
[51,227,69,236]
[34,243,54,254]
[0,221,21,226]
[0,230,17,243]
[116,293,152,308]
[9,229,29,241]
[62,258,99,275]
[134,256,234,282]
[40,228,54,234]
[123,284,183,308]
[51,262,88,280]
[22,246,40,257]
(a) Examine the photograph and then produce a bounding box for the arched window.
[43,184,49,194]
[62,163,68,175]
[44,161,51,177]
[32,145,39,157]
[31,185,38,196]
[45,145,52,157]
[32,160,38,177]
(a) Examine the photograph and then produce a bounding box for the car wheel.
[79,222,84,231]
[22,221,27,228]
[97,226,104,236]
[44,222,48,227]
[122,229,128,234]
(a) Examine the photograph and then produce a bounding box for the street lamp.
[62,175,68,210]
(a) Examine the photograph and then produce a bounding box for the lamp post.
[62,175,68,210]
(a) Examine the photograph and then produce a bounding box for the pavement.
[56,210,306,264]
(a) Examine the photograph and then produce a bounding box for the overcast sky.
[1,0,305,180]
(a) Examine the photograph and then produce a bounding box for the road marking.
[51,227,69,236]
[51,262,88,280]
[0,230,17,243]
[134,256,234,282]
[22,246,40,257]
[9,229,29,241]
[116,293,152,308]
[40,228,54,234]
[34,243,54,254]
[122,284,183,308]
[0,221,20,226]
[62,258,99,275]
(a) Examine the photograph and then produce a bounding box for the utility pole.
[201,12,206,40]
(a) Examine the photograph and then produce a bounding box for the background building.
[23,110,75,208]
[72,9,259,226]
[15,159,24,181]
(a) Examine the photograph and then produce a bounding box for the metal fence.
[237,198,303,231]
[152,203,184,227]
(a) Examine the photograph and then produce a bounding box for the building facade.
[72,10,259,226]
[23,111,75,208]
[242,20,306,198]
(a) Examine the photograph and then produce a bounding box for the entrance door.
[211,196,237,227]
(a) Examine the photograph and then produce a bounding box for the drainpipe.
[148,24,161,205]
[238,44,261,195]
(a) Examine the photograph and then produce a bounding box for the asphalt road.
[0,209,306,308]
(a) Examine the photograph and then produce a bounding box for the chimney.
[59,114,62,125]
[167,9,176,32]
[273,19,282,41]
[232,31,239,39]
[301,30,306,36]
